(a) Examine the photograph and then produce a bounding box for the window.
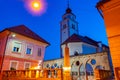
[63,24,67,29]
[46,64,50,68]
[12,42,21,53]
[74,51,79,56]
[24,62,31,70]
[10,61,18,70]
[72,24,75,29]
[26,44,33,55]
[26,48,32,54]
[76,61,80,66]
[91,59,96,65]
[54,63,58,67]
[38,48,41,56]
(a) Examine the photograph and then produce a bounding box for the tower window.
[63,24,67,29]
[72,24,75,29]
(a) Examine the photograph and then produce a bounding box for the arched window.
[86,63,93,76]
[51,65,55,69]
[76,61,80,66]
[54,63,58,67]
[79,64,85,76]
[46,64,50,68]
[74,51,79,56]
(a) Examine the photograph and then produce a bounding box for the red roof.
[5,25,50,45]
[61,34,98,46]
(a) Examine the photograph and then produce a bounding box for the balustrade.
[94,69,113,80]
[0,68,63,80]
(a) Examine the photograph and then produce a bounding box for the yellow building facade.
[96,0,120,79]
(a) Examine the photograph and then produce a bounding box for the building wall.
[82,43,97,54]
[2,55,38,70]
[60,19,69,43]
[43,52,110,80]
[1,31,47,70]
[61,42,83,56]
[0,31,10,70]
[97,0,120,79]
[61,42,97,56]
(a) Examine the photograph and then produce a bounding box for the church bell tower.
[60,4,79,44]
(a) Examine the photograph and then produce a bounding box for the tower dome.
[66,7,72,13]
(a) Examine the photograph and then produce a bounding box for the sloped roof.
[61,34,98,46]
[96,0,110,8]
[4,25,50,45]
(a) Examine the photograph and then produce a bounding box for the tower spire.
[66,0,71,13]
[67,0,69,8]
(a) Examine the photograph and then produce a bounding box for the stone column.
[63,44,71,80]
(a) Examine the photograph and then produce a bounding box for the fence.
[0,68,63,80]
[94,69,113,80]
[115,67,120,80]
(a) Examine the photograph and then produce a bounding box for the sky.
[0,0,108,60]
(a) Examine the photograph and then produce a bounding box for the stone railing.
[94,69,113,80]
[0,68,63,80]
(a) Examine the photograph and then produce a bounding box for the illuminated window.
[12,42,21,53]
[38,48,41,56]
[26,48,32,54]
[24,62,31,70]
[10,61,18,70]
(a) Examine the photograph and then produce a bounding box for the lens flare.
[24,0,47,16]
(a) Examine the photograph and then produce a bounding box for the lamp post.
[63,44,71,80]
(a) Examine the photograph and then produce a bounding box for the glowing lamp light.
[63,67,71,71]
[12,34,16,37]
[24,0,47,16]
[32,2,40,8]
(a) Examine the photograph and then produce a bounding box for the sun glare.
[24,0,47,16]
